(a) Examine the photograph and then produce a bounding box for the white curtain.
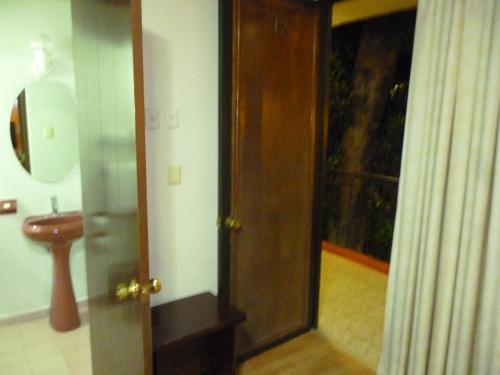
[378,0,499,374]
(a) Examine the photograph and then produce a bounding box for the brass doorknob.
[116,277,162,301]
[116,279,141,301]
[225,217,242,230]
[143,278,162,295]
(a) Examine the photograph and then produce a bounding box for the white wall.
[0,0,86,320]
[142,0,219,305]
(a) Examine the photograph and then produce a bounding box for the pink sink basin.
[22,211,83,245]
[22,211,84,332]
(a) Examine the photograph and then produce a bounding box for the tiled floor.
[318,251,388,369]
[0,252,386,374]
[0,316,92,375]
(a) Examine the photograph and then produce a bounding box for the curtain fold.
[378,0,499,374]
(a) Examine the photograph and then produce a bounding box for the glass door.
[72,0,152,374]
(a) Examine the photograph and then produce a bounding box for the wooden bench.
[152,292,245,374]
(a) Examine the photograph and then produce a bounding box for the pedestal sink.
[22,211,83,332]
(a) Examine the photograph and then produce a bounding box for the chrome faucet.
[51,196,59,215]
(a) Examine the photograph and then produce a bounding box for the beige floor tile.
[0,362,31,375]
[25,340,61,361]
[62,345,92,372]
[0,347,25,368]
[55,326,91,354]
[18,318,55,346]
[0,317,91,374]
[70,357,93,375]
[0,324,23,353]
[28,353,72,375]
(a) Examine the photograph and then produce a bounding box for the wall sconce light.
[31,37,52,76]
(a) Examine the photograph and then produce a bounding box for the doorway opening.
[220,0,419,372]
[318,7,417,370]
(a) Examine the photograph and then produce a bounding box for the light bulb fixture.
[31,37,53,76]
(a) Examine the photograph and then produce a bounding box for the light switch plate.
[168,164,182,185]
[145,108,160,131]
[164,108,180,129]
[43,126,54,139]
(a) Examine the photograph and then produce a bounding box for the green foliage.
[323,26,357,239]
[327,28,357,170]
[368,82,408,176]
[324,12,415,262]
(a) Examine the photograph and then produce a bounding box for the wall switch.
[145,108,160,130]
[43,126,54,139]
[168,164,182,185]
[164,108,180,129]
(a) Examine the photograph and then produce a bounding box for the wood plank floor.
[239,331,374,375]
[239,251,387,374]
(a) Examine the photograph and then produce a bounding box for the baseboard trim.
[322,241,390,274]
[0,299,89,327]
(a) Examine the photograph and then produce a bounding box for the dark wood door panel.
[230,0,320,356]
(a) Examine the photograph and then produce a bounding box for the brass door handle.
[116,279,140,301]
[143,278,162,295]
[225,217,242,230]
[116,277,162,301]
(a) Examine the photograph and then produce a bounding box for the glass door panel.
[72,0,151,374]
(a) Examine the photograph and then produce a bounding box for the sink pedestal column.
[50,243,81,332]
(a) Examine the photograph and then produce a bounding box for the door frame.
[131,1,153,374]
[217,0,333,356]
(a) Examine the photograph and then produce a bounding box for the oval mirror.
[9,81,79,183]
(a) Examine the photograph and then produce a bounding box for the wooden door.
[72,1,153,374]
[220,0,330,358]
